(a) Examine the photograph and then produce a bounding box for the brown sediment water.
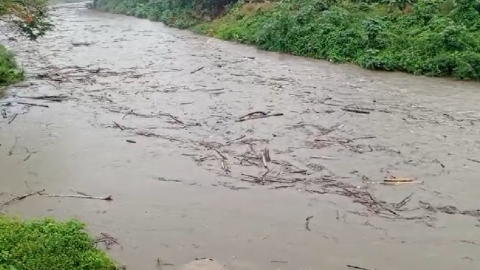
[1,2,480,270]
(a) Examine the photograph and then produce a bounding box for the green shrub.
[96,0,480,80]
[0,216,117,270]
[0,44,23,87]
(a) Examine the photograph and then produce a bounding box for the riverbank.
[0,216,117,270]
[0,44,23,96]
[2,2,480,269]
[95,0,480,80]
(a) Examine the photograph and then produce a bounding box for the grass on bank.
[205,0,480,80]
[0,216,117,270]
[95,0,480,80]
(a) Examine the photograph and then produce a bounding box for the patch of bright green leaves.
[0,216,117,270]
[0,45,22,87]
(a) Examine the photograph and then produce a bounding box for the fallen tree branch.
[7,113,18,124]
[347,264,376,270]
[16,102,49,108]
[95,232,122,250]
[190,66,204,74]
[162,113,184,125]
[342,107,371,114]
[236,111,284,122]
[8,137,19,156]
[17,95,68,102]
[113,121,125,131]
[305,215,314,231]
[39,193,112,201]
[468,158,480,164]
[0,189,45,211]
[395,193,413,210]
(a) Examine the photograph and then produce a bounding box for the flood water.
[1,2,480,270]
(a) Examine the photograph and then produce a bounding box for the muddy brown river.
[2,2,480,269]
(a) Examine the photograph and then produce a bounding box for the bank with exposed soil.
[95,0,480,80]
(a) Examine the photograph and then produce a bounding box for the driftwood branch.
[113,121,125,131]
[236,111,284,122]
[8,137,19,156]
[39,193,112,201]
[7,113,18,124]
[305,215,314,231]
[95,232,122,250]
[17,95,68,102]
[342,107,371,114]
[0,189,45,211]
[190,66,205,74]
[16,102,49,108]
[162,113,184,125]
[347,264,376,270]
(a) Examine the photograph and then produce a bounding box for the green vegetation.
[0,45,22,97]
[96,0,480,80]
[0,0,52,41]
[0,216,117,270]
[95,0,238,29]
[0,0,52,93]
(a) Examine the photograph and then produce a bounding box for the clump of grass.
[0,216,117,270]
[0,44,23,87]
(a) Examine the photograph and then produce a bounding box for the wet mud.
[1,2,480,270]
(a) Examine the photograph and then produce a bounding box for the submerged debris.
[236,111,284,122]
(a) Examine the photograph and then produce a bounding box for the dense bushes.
[95,0,238,28]
[0,217,117,270]
[0,44,23,87]
[98,0,480,80]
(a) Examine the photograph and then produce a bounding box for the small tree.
[0,0,52,41]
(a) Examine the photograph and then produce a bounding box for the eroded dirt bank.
[1,2,480,270]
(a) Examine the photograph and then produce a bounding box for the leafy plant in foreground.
[0,216,117,270]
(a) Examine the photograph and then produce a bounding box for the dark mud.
[1,2,480,270]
